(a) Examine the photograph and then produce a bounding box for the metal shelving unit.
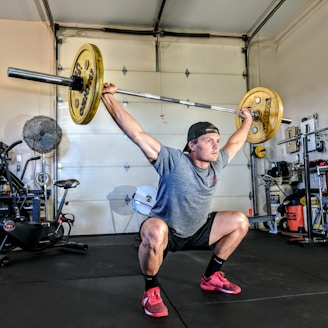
[316,165,328,232]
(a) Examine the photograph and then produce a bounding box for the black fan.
[22,115,62,154]
[22,115,62,220]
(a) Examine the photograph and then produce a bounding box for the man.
[102,82,252,318]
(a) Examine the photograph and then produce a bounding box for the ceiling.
[0,0,315,38]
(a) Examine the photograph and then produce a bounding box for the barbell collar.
[7,67,83,91]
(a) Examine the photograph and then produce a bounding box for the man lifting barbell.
[7,43,285,318]
[102,82,252,318]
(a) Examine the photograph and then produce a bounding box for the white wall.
[1,20,55,139]
[0,20,56,212]
[276,0,328,155]
[250,1,328,162]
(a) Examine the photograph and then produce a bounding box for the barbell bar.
[7,43,290,144]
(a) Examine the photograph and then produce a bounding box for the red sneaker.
[141,287,168,317]
[200,271,241,294]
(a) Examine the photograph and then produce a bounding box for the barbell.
[7,43,288,144]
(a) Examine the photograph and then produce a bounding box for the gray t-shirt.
[149,145,229,238]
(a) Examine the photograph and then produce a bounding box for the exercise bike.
[0,140,88,267]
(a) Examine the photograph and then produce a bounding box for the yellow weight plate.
[236,87,283,144]
[68,44,104,124]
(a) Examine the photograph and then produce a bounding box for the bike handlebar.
[4,140,23,155]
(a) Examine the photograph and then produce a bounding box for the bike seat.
[54,179,80,189]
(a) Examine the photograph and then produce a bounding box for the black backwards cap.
[183,121,220,152]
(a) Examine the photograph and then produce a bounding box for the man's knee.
[234,211,249,234]
[140,218,168,248]
[220,210,249,234]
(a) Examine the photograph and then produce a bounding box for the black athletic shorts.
[166,212,216,252]
[140,212,217,255]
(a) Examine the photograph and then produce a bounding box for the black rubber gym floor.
[1,229,328,328]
